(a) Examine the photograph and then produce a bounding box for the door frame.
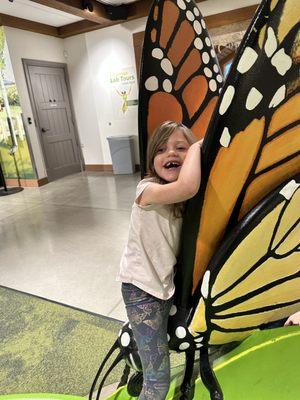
[22,59,84,180]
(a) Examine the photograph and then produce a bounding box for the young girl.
[117,121,202,400]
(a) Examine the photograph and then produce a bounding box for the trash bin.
[107,135,135,174]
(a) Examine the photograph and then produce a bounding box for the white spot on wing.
[219,85,235,115]
[201,270,210,299]
[209,79,217,92]
[186,10,195,21]
[177,0,186,10]
[121,332,130,347]
[152,48,164,60]
[163,79,172,93]
[193,6,200,16]
[179,342,190,351]
[194,336,203,343]
[216,74,222,83]
[220,127,231,147]
[201,19,206,29]
[210,48,216,58]
[271,48,292,76]
[269,85,286,108]
[161,58,174,76]
[169,305,177,316]
[213,64,219,73]
[204,67,212,78]
[193,20,202,34]
[145,76,158,91]
[265,27,277,57]
[194,38,203,50]
[246,87,263,110]
[279,180,300,200]
[202,52,210,64]
[205,37,211,47]
[175,326,187,339]
[237,47,258,73]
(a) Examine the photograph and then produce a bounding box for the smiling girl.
[117,121,202,400]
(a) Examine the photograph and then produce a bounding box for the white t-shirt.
[117,178,183,300]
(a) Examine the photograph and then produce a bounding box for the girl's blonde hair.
[146,121,197,217]
[147,121,197,181]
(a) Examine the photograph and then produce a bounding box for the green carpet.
[0,286,124,396]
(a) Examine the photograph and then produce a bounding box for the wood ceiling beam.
[58,19,103,37]
[127,0,206,21]
[30,0,109,24]
[205,4,258,29]
[0,13,59,37]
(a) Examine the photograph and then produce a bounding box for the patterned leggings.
[121,283,173,400]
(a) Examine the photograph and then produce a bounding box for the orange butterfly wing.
[138,0,223,175]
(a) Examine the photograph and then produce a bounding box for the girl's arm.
[139,141,202,206]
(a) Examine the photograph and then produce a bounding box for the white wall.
[63,34,104,165]
[76,18,146,165]
[4,27,66,179]
[64,19,147,165]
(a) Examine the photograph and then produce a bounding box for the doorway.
[23,59,82,181]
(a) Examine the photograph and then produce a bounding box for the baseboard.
[85,164,140,172]
[85,164,113,171]
[5,177,49,187]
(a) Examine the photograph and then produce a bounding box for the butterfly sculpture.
[90,0,300,399]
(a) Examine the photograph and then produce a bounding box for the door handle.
[41,128,49,133]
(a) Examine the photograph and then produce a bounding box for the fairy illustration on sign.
[115,85,132,114]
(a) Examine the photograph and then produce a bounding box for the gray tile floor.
[0,171,140,321]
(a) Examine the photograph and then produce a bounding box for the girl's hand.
[284,311,300,326]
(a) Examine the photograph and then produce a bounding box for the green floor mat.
[0,286,124,396]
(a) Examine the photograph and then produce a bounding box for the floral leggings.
[121,283,173,400]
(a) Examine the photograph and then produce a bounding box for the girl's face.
[153,129,190,182]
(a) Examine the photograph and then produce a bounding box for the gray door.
[27,64,81,181]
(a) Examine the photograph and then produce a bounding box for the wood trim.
[0,13,59,37]
[205,5,259,29]
[85,164,140,172]
[128,0,206,20]
[58,20,102,38]
[5,177,49,187]
[127,0,153,20]
[132,31,144,81]
[85,164,113,171]
[30,0,109,25]
[37,177,49,186]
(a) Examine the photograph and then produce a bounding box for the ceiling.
[0,0,83,27]
[0,0,258,39]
